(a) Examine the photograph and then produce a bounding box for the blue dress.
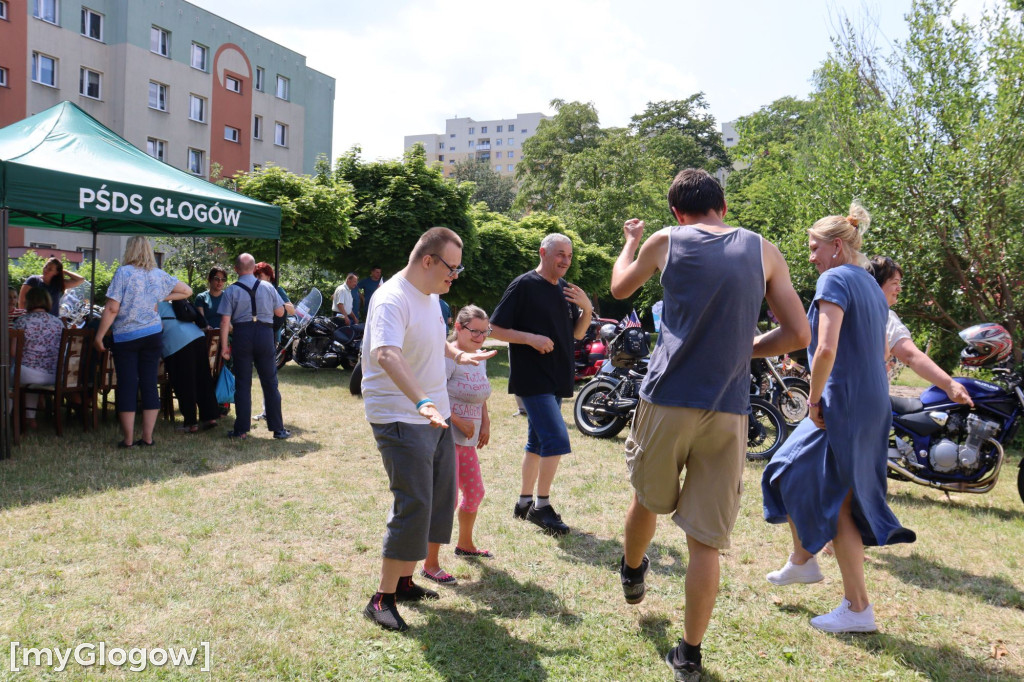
[762,265,916,553]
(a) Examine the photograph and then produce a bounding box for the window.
[468,127,474,134]
[33,0,57,23]
[521,129,527,134]
[224,125,240,143]
[497,125,503,133]
[187,148,205,175]
[274,122,288,147]
[438,155,444,162]
[151,26,170,57]
[0,1,7,21]
[146,138,166,162]
[31,53,57,87]
[495,139,502,146]
[225,75,241,93]
[253,115,263,139]
[81,8,103,41]
[508,138,514,145]
[509,163,515,172]
[481,126,487,133]
[508,150,514,159]
[509,124,515,132]
[77,246,97,264]
[191,43,208,71]
[255,67,264,92]
[449,146,455,151]
[188,94,206,123]
[79,68,101,99]
[252,163,262,172]
[148,81,167,111]
[0,68,7,88]
[495,151,502,159]
[450,133,455,138]
[449,159,455,165]
[275,75,289,100]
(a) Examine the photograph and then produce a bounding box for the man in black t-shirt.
[491,233,593,535]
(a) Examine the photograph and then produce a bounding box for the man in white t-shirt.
[331,273,359,325]
[361,227,495,633]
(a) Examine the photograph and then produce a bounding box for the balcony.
[475,142,491,151]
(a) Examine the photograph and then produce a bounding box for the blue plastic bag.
[215,366,235,404]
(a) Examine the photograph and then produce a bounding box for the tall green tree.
[333,145,478,283]
[514,99,604,213]
[451,159,517,214]
[630,94,731,174]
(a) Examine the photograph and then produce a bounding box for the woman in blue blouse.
[95,237,192,448]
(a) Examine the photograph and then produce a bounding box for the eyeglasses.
[464,325,492,338]
[210,277,226,282]
[431,254,465,277]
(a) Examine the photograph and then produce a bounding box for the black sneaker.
[395,581,439,603]
[664,642,703,682]
[620,554,650,604]
[513,500,533,520]
[273,429,292,440]
[364,595,408,632]
[526,504,570,535]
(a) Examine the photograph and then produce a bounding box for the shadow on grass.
[876,552,1024,610]
[406,604,577,681]
[457,562,581,626]
[556,530,689,579]
[635,614,727,682]
[888,489,1024,523]
[773,603,1017,680]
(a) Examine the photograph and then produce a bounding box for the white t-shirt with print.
[362,274,450,424]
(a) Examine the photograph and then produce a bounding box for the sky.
[193,0,991,163]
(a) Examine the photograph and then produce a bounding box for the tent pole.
[90,219,97,315]
[1,208,12,459]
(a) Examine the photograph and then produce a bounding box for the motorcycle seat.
[890,395,924,414]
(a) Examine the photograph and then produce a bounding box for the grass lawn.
[1,349,1022,680]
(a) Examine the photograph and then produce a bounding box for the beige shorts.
[625,399,746,549]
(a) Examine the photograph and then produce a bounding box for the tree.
[630,94,731,174]
[220,162,354,270]
[153,236,229,291]
[333,145,479,285]
[514,99,604,212]
[451,159,517,214]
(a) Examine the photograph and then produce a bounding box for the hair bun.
[846,215,859,228]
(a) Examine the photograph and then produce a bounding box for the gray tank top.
[639,225,764,415]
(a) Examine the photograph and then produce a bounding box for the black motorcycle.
[887,323,1024,505]
[275,288,362,371]
[573,324,789,460]
[751,356,810,427]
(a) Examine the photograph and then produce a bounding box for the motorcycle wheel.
[573,377,630,439]
[775,377,810,427]
[275,347,291,370]
[1017,461,1024,505]
[747,396,787,461]
[349,362,363,397]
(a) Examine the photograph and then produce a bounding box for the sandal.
[175,425,199,434]
[420,568,457,585]
[134,439,155,447]
[454,547,494,558]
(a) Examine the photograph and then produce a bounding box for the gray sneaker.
[620,554,650,604]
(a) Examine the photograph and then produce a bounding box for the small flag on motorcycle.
[617,310,642,331]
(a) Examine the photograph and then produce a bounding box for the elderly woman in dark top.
[94,237,192,448]
[11,287,65,429]
[18,257,85,317]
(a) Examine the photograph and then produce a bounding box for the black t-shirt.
[491,270,580,398]
[24,274,64,317]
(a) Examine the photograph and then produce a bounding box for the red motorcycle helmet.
[959,323,1013,367]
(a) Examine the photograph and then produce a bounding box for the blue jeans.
[113,331,163,413]
[520,393,571,457]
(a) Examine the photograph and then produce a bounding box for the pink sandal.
[420,567,457,585]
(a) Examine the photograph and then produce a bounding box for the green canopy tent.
[1,101,282,458]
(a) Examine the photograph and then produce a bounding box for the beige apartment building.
[405,112,550,178]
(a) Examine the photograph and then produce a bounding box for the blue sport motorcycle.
[887,324,1024,505]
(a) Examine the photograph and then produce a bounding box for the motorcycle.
[573,323,789,460]
[574,317,616,381]
[887,323,1024,505]
[59,282,103,329]
[751,356,810,427]
[277,288,363,371]
[274,288,321,369]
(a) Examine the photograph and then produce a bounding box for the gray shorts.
[372,421,457,561]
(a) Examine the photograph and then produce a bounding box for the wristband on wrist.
[808,400,821,408]
[415,398,434,410]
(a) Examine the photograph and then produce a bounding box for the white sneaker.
[810,598,877,633]
[766,555,824,586]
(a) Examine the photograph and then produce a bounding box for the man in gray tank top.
[610,169,810,680]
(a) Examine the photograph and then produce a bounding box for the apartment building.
[0,0,334,264]
[405,112,550,179]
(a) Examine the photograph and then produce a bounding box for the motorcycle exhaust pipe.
[886,438,1005,494]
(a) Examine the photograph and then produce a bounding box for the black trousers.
[231,323,283,433]
[164,336,220,426]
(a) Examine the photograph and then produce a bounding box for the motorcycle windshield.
[294,288,322,323]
